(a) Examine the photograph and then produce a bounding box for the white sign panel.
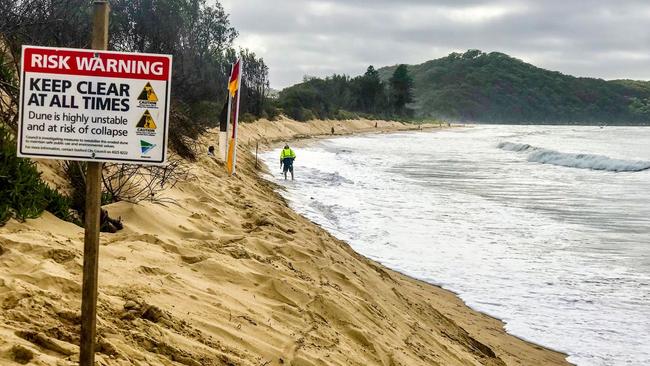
[18,46,172,164]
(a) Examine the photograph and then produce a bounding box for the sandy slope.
[0,118,569,365]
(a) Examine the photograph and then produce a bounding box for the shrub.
[262,102,282,121]
[190,101,221,128]
[101,158,190,204]
[240,112,257,123]
[0,124,71,225]
[168,99,200,160]
[287,107,316,122]
[334,109,359,120]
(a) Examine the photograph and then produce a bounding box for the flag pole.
[231,58,243,175]
[222,62,234,161]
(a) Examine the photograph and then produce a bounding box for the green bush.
[240,112,257,123]
[293,108,316,122]
[190,101,222,128]
[0,124,72,225]
[43,186,73,222]
[262,103,282,120]
[334,109,359,120]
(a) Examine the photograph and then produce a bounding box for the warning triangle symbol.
[136,110,157,129]
[137,82,159,102]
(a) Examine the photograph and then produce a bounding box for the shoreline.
[237,117,452,149]
[0,118,569,365]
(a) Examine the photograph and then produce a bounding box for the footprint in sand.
[46,249,77,263]
[138,266,169,276]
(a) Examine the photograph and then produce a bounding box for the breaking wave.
[497,142,650,172]
[497,142,536,152]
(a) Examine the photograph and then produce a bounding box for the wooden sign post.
[79,3,109,365]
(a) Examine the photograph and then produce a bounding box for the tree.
[0,0,95,128]
[389,64,414,116]
[110,0,239,105]
[238,49,270,117]
[356,65,384,113]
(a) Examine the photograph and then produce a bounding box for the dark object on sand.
[100,209,123,233]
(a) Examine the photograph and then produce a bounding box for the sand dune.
[0,118,569,365]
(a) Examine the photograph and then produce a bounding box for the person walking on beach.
[280,144,296,180]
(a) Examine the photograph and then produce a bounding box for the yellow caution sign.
[137,82,159,102]
[136,110,157,129]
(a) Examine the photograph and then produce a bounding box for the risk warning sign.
[18,46,172,164]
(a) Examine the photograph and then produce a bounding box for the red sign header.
[23,46,171,81]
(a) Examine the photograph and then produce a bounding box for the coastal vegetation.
[0,0,272,159]
[0,0,271,225]
[0,124,71,224]
[277,64,416,121]
[277,49,650,125]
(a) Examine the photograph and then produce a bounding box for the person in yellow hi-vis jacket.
[280,144,296,180]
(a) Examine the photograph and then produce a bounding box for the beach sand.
[0,118,570,365]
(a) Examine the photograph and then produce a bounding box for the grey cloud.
[221,0,650,88]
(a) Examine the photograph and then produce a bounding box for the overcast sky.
[219,0,650,89]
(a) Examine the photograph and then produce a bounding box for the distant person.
[331,126,335,135]
[280,144,296,180]
[375,121,377,128]
[208,145,215,156]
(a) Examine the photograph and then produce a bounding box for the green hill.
[377,50,650,124]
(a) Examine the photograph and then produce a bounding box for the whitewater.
[262,125,650,366]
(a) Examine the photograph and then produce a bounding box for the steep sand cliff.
[0,118,569,365]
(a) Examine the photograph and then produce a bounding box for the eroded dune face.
[0,119,568,366]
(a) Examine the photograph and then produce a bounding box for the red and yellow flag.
[226,59,242,175]
[228,60,241,97]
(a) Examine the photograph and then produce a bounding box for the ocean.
[262,125,650,366]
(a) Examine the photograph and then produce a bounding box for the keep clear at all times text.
[26,78,130,138]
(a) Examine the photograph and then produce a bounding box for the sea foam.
[497,142,650,172]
